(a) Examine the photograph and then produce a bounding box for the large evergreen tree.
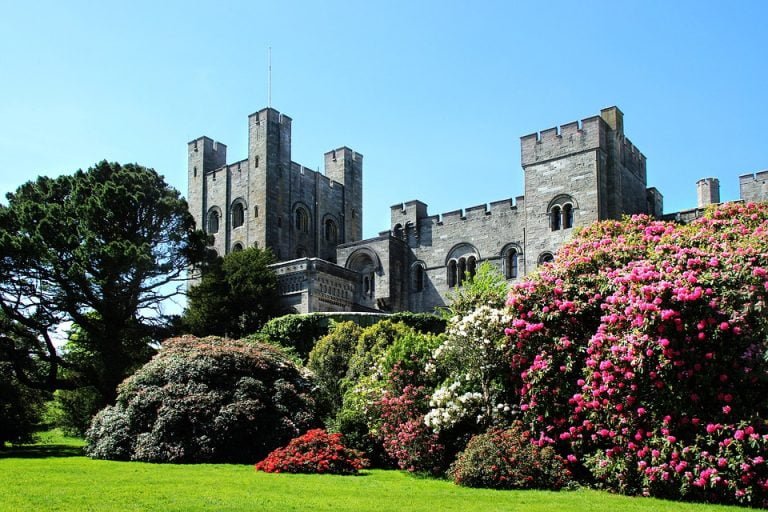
[0,161,206,405]
[183,247,280,338]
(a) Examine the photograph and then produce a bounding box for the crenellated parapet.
[521,116,605,167]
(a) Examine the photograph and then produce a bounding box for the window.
[325,219,338,242]
[548,195,577,232]
[551,205,562,231]
[295,207,309,233]
[232,201,245,228]
[504,248,519,279]
[232,242,244,252]
[563,203,574,229]
[447,260,457,288]
[412,263,425,292]
[207,208,220,234]
[538,252,554,266]
[393,223,403,239]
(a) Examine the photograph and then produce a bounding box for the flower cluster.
[503,202,768,506]
[254,429,368,475]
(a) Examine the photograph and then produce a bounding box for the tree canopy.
[0,161,206,404]
[183,246,280,338]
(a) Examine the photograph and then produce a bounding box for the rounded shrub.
[449,423,571,490]
[84,336,318,463]
[255,428,368,474]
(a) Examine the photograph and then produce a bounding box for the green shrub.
[388,312,446,334]
[46,386,102,437]
[450,423,571,490]
[84,336,318,463]
[0,363,47,445]
[307,322,363,418]
[259,313,330,360]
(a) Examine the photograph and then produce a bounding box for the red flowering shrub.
[503,202,768,506]
[450,423,571,490]
[255,429,368,474]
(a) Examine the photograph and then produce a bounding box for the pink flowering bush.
[504,202,768,506]
[255,429,368,474]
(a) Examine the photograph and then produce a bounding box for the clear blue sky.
[1,0,766,238]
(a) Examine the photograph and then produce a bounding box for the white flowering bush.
[428,306,517,434]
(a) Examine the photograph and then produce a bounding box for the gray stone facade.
[187,106,767,315]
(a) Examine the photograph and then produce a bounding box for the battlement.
[740,170,768,183]
[621,136,647,179]
[434,197,524,224]
[188,136,228,174]
[326,146,363,163]
[248,107,292,126]
[521,115,605,167]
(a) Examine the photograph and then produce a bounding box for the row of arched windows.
[447,256,477,288]
[206,202,339,244]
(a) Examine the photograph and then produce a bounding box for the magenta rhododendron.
[504,202,768,506]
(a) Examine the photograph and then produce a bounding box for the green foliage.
[450,423,571,490]
[84,336,318,463]
[344,320,416,389]
[183,247,280,338]
[0,161,205,405]
[307,321,363,418]
[387,312,447,334]
[259,313,330,360]
[45,387,102,437]
[0,362,47,445]
[444,261,509,318]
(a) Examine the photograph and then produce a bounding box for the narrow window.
[412,264,424,292]
[551,206,561,231]
[467,257,477,280]
[208,210,220,234]
[448,260,457,288]
[232,203,245,228]
[563,204,574,229]
[505,249,518,279]
[325,219,338,242]
[458,258,467,286]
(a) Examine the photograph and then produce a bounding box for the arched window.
[563,203,574,229]
[412,263,425,292]
[467,256,477,280]
[550,205,561,231]
[393,223,403,239]
[325,219,338,242]
[447,260,457,288]
[232,201,245,228]
[504,248,519,279]
[538,252,554,266]
[548,195,577,231]
[232,242,244,252]
[295,207,309,233]
[207,208,220,234]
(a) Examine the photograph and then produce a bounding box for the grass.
[0,431,753,512]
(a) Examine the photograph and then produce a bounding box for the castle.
[188,106,768,314]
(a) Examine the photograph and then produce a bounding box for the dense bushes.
[0,362,47,445]
[85,336,318,463]
[503,202,768,506]
[255,429,368,474]
[450,423,571,490]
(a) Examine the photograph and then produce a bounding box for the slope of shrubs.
[85,336,318,463]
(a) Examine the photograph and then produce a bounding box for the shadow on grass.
[0,444,84,459]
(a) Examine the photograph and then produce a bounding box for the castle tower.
[696,177,720,207]
[187,136,227,250]
[520,106,651,272]
[248,108,292,259]
[325,147,363,243]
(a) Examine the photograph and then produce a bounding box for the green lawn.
[0,432,752,512]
